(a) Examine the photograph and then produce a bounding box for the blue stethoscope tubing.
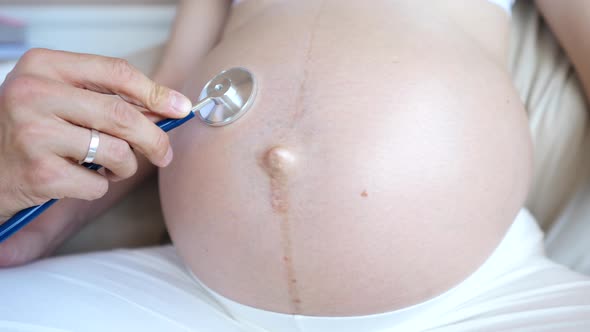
[0,111,195,244]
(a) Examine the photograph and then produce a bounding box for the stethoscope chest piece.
[197,67,257,126]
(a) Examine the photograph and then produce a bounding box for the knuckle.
[13,123,46,155]
[127,156,139,177]
[108,99,137,132]
[17,48,50,68]
[109,58,135,83]
[3,67,18,83]
[106,139,136,177]
[150,129,169,159]
[2,74,43,105]
[87,178,109,200]
[147,83,168,109]
[26,158,61,190]
[13,124,34,151]
[109,139,131,163]
[115,154,138,179]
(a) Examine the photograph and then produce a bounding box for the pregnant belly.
[159,0,532,316]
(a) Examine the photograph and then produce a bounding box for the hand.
[0,48,192,222]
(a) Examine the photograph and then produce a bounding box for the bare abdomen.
[159,0,532,315]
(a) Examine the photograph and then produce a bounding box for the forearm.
[153,0,232,90]
[536,0,590,103]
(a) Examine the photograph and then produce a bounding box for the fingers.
[0,48,182,221]
[51,83,173,167]
[14,48,192,118]
[50,123,139,181]
[26,158,109,202]
[49,160,110,201]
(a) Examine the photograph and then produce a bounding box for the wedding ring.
[83,129,100,163]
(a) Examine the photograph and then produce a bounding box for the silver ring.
[83,129,100,163]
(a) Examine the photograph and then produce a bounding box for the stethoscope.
[0,67,257,243]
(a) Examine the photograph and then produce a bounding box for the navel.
[259,146,296,214]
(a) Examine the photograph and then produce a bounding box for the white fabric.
[1,210,589,332]
[188,210,589,332]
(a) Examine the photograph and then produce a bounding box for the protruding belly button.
[259,146,297,214]
[263,146,296,175]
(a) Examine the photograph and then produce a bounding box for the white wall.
[0,5,176,80]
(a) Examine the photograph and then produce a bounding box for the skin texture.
[160,0,533,315]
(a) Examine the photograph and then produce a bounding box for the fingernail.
[162,146,173,167]
[170,91,192,116]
